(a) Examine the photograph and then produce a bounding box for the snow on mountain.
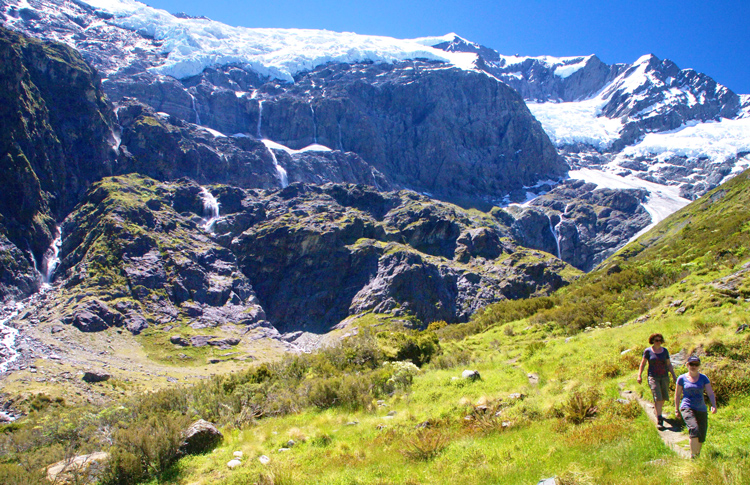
[527,98,623,150]
[75,0,477,81]
[622,117,750,170]
[569,168,690,241]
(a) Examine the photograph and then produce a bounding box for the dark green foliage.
[104,413,190,481]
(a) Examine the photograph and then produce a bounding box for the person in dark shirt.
[637,333,677,428]
[675,355,717,458]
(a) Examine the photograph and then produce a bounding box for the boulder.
[462,370,481,381]
[180,419,223,455]
[170,335,190,346]
[82,371,111,383]
[46,452,110,484]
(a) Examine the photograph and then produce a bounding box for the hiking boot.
[657,416,664,428]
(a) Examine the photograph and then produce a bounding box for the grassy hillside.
[3,171,750,484]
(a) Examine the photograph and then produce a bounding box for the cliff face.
[0,26,119,299]
[106,60,564,203]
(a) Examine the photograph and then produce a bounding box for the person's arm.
[705,382,717,414]
[637,356,647,384]
[674,381,683,416]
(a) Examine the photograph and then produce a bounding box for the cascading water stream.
[41,228,62,285]
[200,187,220,232]
[266,146,289,188]
[257,100,264,138]
[0,302,24,374]
[310,104,318,144]
[548,215,562,259]
[189,92,202,125]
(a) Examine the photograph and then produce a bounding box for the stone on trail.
[462,369,481,381]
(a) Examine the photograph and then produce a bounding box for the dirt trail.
[619,385,691,459]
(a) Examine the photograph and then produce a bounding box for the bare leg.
[655,400,665,426]
[690,437,702,458]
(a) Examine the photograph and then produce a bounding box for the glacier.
[81,0,478,81]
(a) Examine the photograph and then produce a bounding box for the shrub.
[524,341,546,359]
[310,434,333,447]
[560,388,601,425]
[105,413,190,481]
[594,360,622,379]
[0,464,46,485]
[429,349,473,370]
[620,350,641,370]
[708,361,750,405]
[400,429,449,461]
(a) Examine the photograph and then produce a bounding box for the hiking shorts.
[648,375,670,401]
[681,407,708,443]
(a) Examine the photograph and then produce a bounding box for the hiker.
[637,333,677,428]
[675,355,717,458]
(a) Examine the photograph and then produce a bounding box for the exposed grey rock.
[180,419,223,455]
[82,371,111,383]
[206,338,241,349]
[46,451,110,484]
[462,370,481,380]
[170,335,189,346]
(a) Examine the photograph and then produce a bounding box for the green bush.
[400,429,449,461]
[104,413,190,482]
[558,388,601,425]
[708,361,750,405]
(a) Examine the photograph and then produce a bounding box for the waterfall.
[310,104,318,144]
[189,92,202,125]
[257,100,264,139]
[41,228,62,285]
[267,146,289,188]
[111,126,122,153]
[200,187,220,232]
[548,215,562,259]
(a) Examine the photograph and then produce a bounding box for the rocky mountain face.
[39,174,577,344]
[432,35,749,201]
[2,0,565,204]
[437,35,741,140]
[0,0,731,363]
[0,26,118,300]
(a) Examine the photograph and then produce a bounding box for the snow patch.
[261,139,332,155]
[569,168,690,239]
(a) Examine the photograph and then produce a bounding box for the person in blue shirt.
[637,333,677,428]
[675,355,717,458]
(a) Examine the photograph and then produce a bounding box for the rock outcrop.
[55,175,269,333]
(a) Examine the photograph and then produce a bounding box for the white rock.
[259,455,271,465]
[227,459,242,469]
[233,451,243,458]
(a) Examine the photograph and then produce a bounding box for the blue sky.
[143,0,750,94]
